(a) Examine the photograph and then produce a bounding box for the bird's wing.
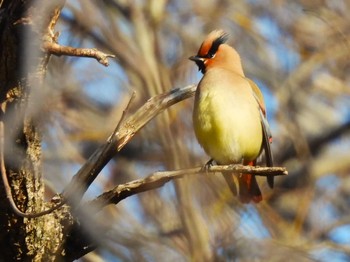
[246,78,274,188]
[259,109,274,188]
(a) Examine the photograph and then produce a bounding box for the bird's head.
[189,30,244,75]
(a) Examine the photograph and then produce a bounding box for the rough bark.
[0,1,71,261]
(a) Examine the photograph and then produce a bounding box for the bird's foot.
[201,159,215,172]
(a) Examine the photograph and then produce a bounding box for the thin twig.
[84,165,288,211]
[0,119,65,218]
[108,91,136,143]
[48,1,66,34]
[42,41,116,66]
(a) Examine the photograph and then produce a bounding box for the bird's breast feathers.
[193,71,263,164]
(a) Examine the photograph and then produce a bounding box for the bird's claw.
[201,159,215,172]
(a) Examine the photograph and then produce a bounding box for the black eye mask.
[190,33,229,74]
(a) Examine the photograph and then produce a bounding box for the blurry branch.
[276,120,350,163]
[304,9,350,51]
[85,165,288,211]
[59,13,144,76]
[310,214,350,239]
[317,241,350,256]
[60,13,110,49]
[63,84,197,205]
[42,41,115,66]
[102,0,131,19]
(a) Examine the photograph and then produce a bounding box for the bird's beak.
[189,55,204,63]
[189,55,206,73]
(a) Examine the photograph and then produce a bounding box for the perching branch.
[63,84,197,205]
[42,41,115,66]
[85,165,288,211]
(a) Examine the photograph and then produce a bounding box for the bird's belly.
[193,89,262,164]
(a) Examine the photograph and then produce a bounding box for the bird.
[189,29,273,203]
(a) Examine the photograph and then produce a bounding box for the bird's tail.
[221,161,262,203]
[238,173,262,203]
[222,172,262,203]
[238,160,262,203]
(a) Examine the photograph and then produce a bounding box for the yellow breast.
[193,68,262,164]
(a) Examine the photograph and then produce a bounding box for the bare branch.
[42,41,115,66]
[84,165,288,211]
[63,85,197,205]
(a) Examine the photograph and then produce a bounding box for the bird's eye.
[207,52,215,58]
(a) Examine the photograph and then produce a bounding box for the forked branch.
[63,85,197,205]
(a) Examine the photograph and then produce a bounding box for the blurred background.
[40,0,350,261]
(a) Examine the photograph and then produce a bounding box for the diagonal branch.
[63,85,197,205]
[276,120,350,163]
[84,165,288,211]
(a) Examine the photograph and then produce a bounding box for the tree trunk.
[0,1,71,260]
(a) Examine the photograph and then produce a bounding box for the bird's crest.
[198,30,229,58]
